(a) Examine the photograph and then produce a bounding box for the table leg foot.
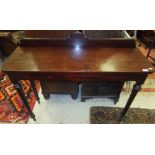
[71,93,78,100]
[32,114,36,121]
[43,93,50,100]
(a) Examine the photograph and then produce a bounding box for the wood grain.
[2,47,153,74]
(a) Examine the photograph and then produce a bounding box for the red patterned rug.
[0,74,40,123]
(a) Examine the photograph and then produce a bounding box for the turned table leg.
[14,81,36,121]
[30,80,40,103]
[120,81,144,119]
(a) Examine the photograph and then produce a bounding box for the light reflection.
[75,44,81,51]
[100,62,116,71]
[73,44,82,56]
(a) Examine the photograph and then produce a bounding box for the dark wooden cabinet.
[0,32,17,57]
[0,31,25,57]
[81,82,124,103]
[41,81,79,100]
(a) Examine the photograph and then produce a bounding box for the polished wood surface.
[2,47,153,74]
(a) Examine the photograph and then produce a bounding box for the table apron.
[6,72,148,82]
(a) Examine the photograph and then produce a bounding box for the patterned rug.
[90,106,155,124]
[0,74,40,123]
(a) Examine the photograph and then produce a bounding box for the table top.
[2,46,154,74]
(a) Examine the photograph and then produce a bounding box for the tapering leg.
[14,81,36,121]
[30,80,40,103]
[120,81,144,119]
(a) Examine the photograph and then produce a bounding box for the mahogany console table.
[1,32,154,122]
